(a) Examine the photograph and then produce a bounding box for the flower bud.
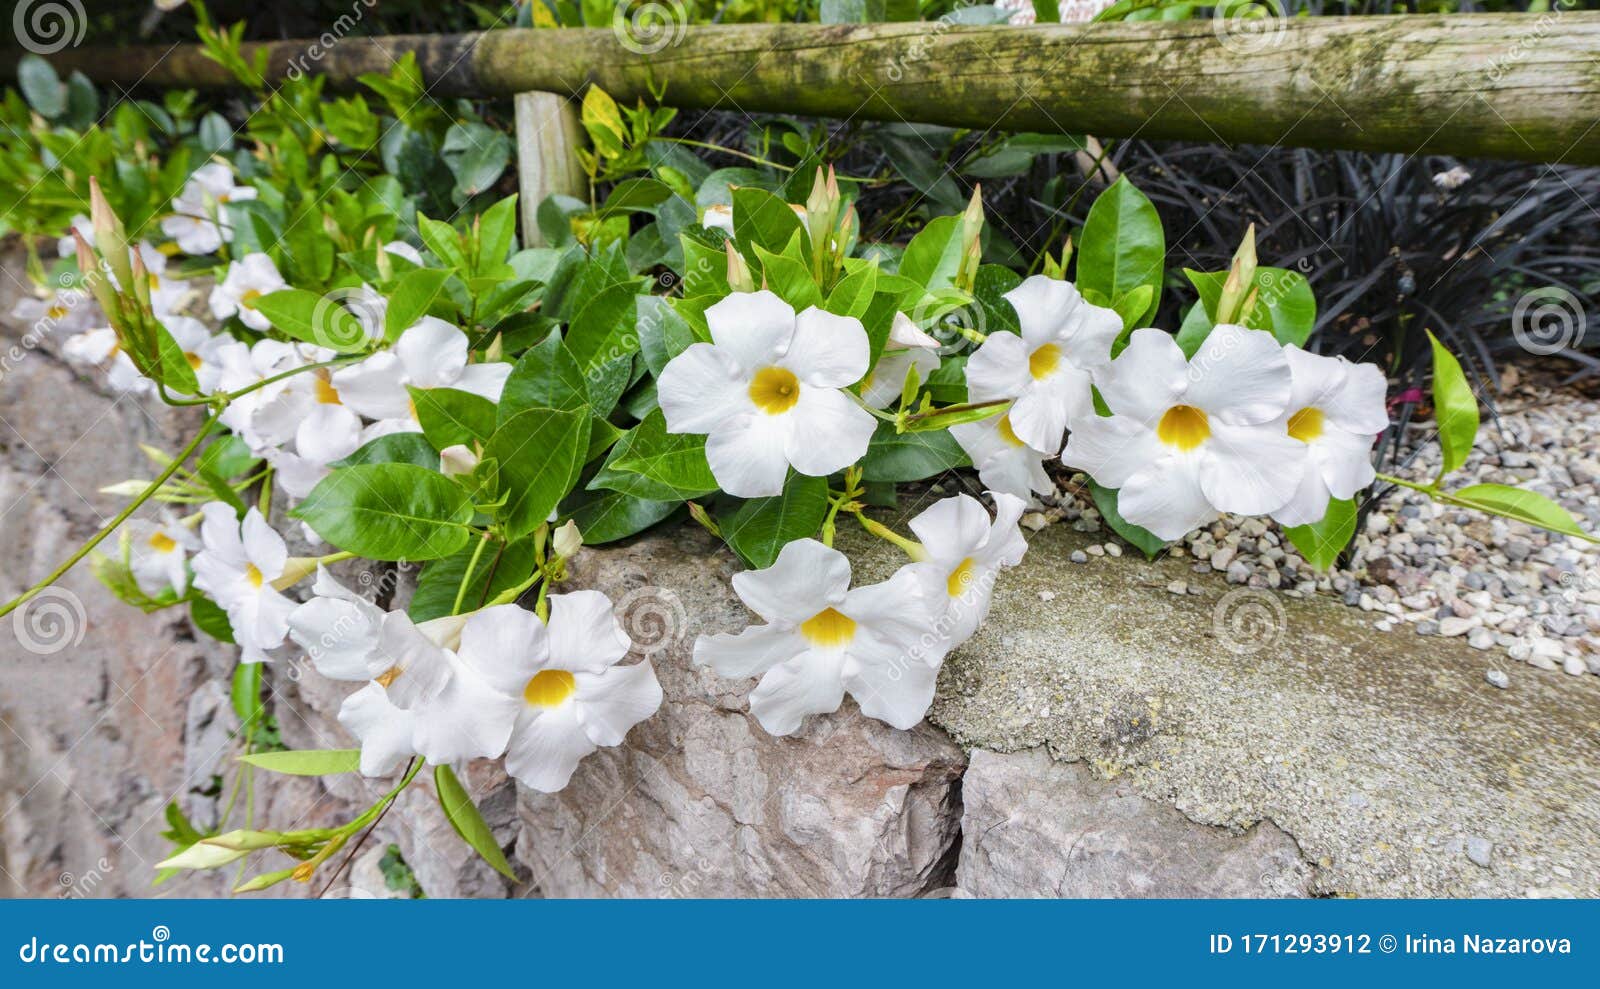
[725,241,754,293]
[552,519,583,560]
[440,444,480,478]
[158,841,247,871]
[233,867,298,893]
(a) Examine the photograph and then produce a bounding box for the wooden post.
[513,91,588,248]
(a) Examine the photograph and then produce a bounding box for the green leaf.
[823,262,879,320]
[1283,497,1357,571]
[591,409,716,500]
[498,331,589,423]
[418,214,467,270]
[442,121,512,199]
[484,407,591,538]
[1450,484,1592,540]
[17,54,66,119]
[564,283,642,373]
[477,194,520,270]
[191,596,235,644]
[636,295,695,378]
[898,215,964,293]
[410,386,497,450]
[153,322,202,396]
[1088,480,1167,560]
[230,663,263,726]
[560,487,679,544]
[333,432,440,470]
[410,537,540,622]
[293,463,474,561]
[434,765,517,880]
[1176,267,1317,356]
[1427,330,1479,481]
[238,749,362,776]
[722,473,830,568]
[732,187,807,259]
[1077,176,1164,329]
[249,288,369,352]
[753,241,823,311]
[384,268,451,340]
[197,435,260,479]
[859,423,970,482]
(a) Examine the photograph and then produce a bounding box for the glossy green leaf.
[293,463,474,560]
[230,663,263,727]
[249,288,369,352]
[498,331,589,423]
[384,268,451,340]
[591,409,716,500]
[238,749,362,776]
[410,537,540,621]
[1428,331,1479,480]
[860,423,970,482]
[410,386,497,451]
[1077,176,1164,329]
[722,473,830,568]
[732,187,807,259]
[1284,497,1357,571]
[485,407,591,538]
[561,487,680,545]
[1451,484,1592,540]
[332,432,440,470]
[435,764,518,880]
[898,214,964,293]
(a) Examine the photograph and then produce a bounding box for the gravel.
[1041,365,1600,680]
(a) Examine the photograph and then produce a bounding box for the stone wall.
[3,264,1597,900]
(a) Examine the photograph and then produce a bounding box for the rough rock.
[955,748,1311,897]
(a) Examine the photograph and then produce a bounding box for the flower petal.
[730,538,851,625]
[657,342,749,433]
[908,493,993,564]
[452,362,511,404]
[704,414,790,498]
[1324,358,1390,435]
[1008,365,1093,453]
[455,604,551,695]
[1061,413,1162,489]
[1185,324,1292,426]
[841,634,940,731]
[331,352,412,421]
[373,611,453,709]
[694,624,806,680]
[574,660,662,747]
[781,307,869,388]
[396,317,468,388]
[1117,456,1216,541]
[781,387,876,477]
[241,508,287,580]
[705,290,795,369]
[747,649,847,736]
[503,703,596,793]
[1096,328,1189,423]
[1197,422,1306,516]
[1271,463,1335,528]
[1311,426,1377,500]
[337,683,417,777]
[964,331,1032,404]
[410,657,519,764]
[546,590,630,674]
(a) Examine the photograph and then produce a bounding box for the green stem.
[452,529,494,616]
[854,512,928,562]
[0,411,221,620]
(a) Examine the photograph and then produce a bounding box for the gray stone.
[1466,837,1493,868]
[955,748,1311,897]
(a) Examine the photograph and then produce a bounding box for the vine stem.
[452,528,494,616]
[0,410,220,619]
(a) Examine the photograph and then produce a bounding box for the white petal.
[841,566,943,665]
[747,649,846,736]
[705,290,795,369]
[1324,358,1390,435]
[1004,275,1085,350]
[372,611,453,709]
[287,596,382,681]
[730,538,851,625]
[657,343,749,433]
[453,362,511,404]
[704,414,790,498]
[1007,365,1093,453]
[410,657,519,764]
[1311,427,1377,500]
[781,387,876,477]
[964,331,1032,404]
[983,491,1029,567]
[1117,456,1216,541]
[782,307,869,388]
[454,604,551,696]
[888,311,941,350]
[1185,324,1292,426]
[546,590,631,674]
[504,703,595,793]
[1198,423,1306,516]
[1271,464,1336,529]
[330,352,412,420]
[337,684,418,777]
[574,660,662,746]
[908,493,993,564]
[396,317,469,388]
[240,509,287,580]
[295,403,364,467]
[694,624,806,680]
[841,634,940,730]
[1096,328,1188,423]
[861,347,939,409]
[1060,414,1161,489]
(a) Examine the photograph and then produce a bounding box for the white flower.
[331,317,510,425]
[657,290,877,498]
[383,241,423,265]
[164,315,231,395]
[695,539,942,735]
[965,275,1121,453]
[861,313,942,408]
[903,492,1028,649]
[209,253,286,331]
[1269,346,1389,527]
[161,162,257,255]
[996,0,1037,24]
[10,289,97,338]
[215,338,310,451]
[191,503,297,663]
[1062,324,1306,541]
[56,214,91,259]
[61,327,151,395]
[951,411,1054,500]
[490,592,663,792]
[125,516,198,597]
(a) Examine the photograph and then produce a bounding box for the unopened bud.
[158,841,247,871]
[726,241,754,293]
[551,519,582,559]
[440,444,480,478]
[234,867,298,893]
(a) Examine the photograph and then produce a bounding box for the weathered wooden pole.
[13,16,1600,165]
[513,92,588,247]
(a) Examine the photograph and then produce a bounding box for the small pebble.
[1166,580,1188,595]
[1069,550,1088,564]
[1486,669,1510,689]
[1466,837,1494,868]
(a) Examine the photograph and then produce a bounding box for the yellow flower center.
[523,669,577,708]
[997,414,1025,448]
[1157,404,1210,451]
[46,304,68,320]
[245,563,264,589]
[185,351,203,370]
[748,366,801,415]
[239,288,262,310]
[799,607,856,648]
[1287,406,1324,443]
[1028,343,1062,381]
[148,531,177,553]
[375,666,402,688]
[148,273,161,290]
[947,558,977,598]
[314,373,342,405]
